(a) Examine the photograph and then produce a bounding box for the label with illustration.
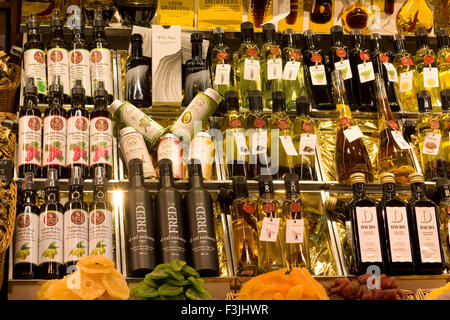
[47,47,70,96]
[282,61,300,81]
[357,62,375,83]
[157,135,184,180]
[399,71,413,93]
[299,134,316,156]
[39,210,64,264]
[64,209,88,263]
[259,217,280,242]
[286,219,304,244]
[120,130,155,178]
[89,209,113,260]
[214,63,231,85]
[243,59,260,81]
[309,65,327,85]
[267,59,283,80]
[423,67,439,88]
[14,212,39,265]
[383,63,398,82]
[90,117,113,168]
[334,59,352,80]
[356,206,383,263]
[415,207,442,263]
[422,132,441,155]
[67,115,89,166]
[69,48,92,98]
[90,48,114,95]
[23,49,47,95]
[18,115,42,167]
[43,115,66,167]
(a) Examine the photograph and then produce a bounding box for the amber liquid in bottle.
[436,178,450,271]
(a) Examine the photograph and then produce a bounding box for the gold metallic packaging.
[157,0,195,29]
[197,0,243,31]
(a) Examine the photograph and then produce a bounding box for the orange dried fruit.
[44,278,81,300]
[66,270,106,300]
[102,269,130,300]
[37,280,59,300]
[77,255,115,274]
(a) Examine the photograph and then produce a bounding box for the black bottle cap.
[45,168,59,189]
[330,25,344,44]
[441,89,450,112]
[272,91,286,112]
[212,27,225,43]
[191,32,203,43]
[49,75,63,94]
[188,162,203,178]
[417,90,433,112]
[370,33,382,50]
[158,159,174,177]
[93,166,107,186]
[232,175,249,198]
[258,174,274,196]
[93,9,104,28]
[248,90,263,112]
[71,79,85,96]
[23,172,35,191]
[131,33,143,43]
[350,29,364,47]
[128,158,143,177]
[225,90,239,111]
[94,81,108,98]
[436,29,449,48]
[69,166,83,186]
[436,178,450,198]
[284,173,300,196]
[24,77,37,96]
[262,23,275,42]
[51,9,63,28]
[393,34,406,52]
[282,29,296,47]
[241,22,254,41]
[296,96,310,116]
[303,29,316,48]
[415,28,429,47]
[27,13,40,29]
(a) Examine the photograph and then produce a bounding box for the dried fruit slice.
[143,274,160,288]
[102,269,130,300]
[166,268,185,281]
[158,283,184,297]
[149,269,169,280]
[77,255,115,274]
[67,271,106,300]
[167,279,190,286]
[187,276,206,293]
[44,278,81,300]
[185,287,213,300]
[169,259,186,272]
[182,265,200,278]
[37,280,59,300]
[138,282,160,298]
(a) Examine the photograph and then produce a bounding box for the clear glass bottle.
[396,0,434,35]
[436,29,450,91]
[116,0,157,27]
[434,0,450,33]
[436,178,450,270]
[210,27,235,99]
[310,0,335,33]
[340,0,375,34]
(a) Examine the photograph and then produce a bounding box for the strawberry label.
[278,119,289,130]
[270,45,280,56]
[387,120,399,130]
[24,49,47,95]
[379,53,389,63]
[18,115,42,167]
[90,48,113,100]
[229,118,242,128]
[47,47,70,96]
[289,202,302,213]
[216,50,228,61]
[311,53,322,64]
[336,48,347,58]
[401,56,414,67]
[67,115,89,166]
[43,115,66,167]
[246,47,258,57]
[243,203,255,215]
[254,118,265,128]
[424,55,435,65]
[429,119,440,130]
[69,49,92,98]
[302,122,313,133]
[289,50,301,61]
[90,117,113,168]
[263,202,276,214]
[360,51,370,61]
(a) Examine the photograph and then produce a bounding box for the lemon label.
[399,71,413,93]
[14,212,39,266]
[89,209,113,261]
[423,67,439,88]
[64,209,88,264]
[39,210,64,264]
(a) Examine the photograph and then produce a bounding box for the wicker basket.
[415,288,433,300]
[0,64,21,113]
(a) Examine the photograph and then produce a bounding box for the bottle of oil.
[439,90,450,175]
[436,178,450,270]
[436,29,450,91]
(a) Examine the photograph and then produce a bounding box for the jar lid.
[350,172,366,185]
[380,172,395,184]
[409,172,424,184]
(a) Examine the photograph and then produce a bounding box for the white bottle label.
[14,212,39,266]
[415,207,442,263]
[391,131,411,150]
[39,210,64,265]
[282,61,301,81]
[356,207,383,263]
[64,208,88,263]
[357,62,375,83]
[243,59,260,81]
[67,115,90,166]
[267,58,283,80]
[90,117,113,168]
[18,115,42,167]
[69,49,92,98]
[423,67,439,88]
[309,65,327,85]
[251,130,267,155]
[47,48,70,96]
[214,64,231,85]
[299,134,316,155]
[383,63,398,82]
[23,49,47,95]
[344,125,364,143]
[399,71,413,93]
[188,136,214,180]
[386,207,413,262]
[422,132,441,156]
[43,115,66,167]
[259,217,280,242]
[280,135,298,156]
[157,137,184,179]
[286,219,304,244]
[335,59,353,80]
[89,209,113,260]
[90,48,114,95]
[234,132,250,156]
[120,131,155,178]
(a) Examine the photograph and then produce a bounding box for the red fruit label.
[447,206,450,215]
[289,50,301,61]
[229,118,242,128]
[360,51,370,61]
[28,117,41,131]
[429,119,440,129]
[75,118,88,131]
[19,115,42,167]
[278,119,289,130]
[254,118,266,128]
[302,122,313,133]
[379,53,389,63]
[401,56,414,67]
[50,49,63,63]
[446,55,450,63]
[43,115,66,167]
[17,214,31,228]
[311,53,322,63]
[90,117,113,167]
[157,135,184,180]
[336,48,347,58]
[424,55,435,65]
[50,117,64,131]
[43,211,58,227]
[263,202,276,214]
[70,51,83,65]
[387,120,399,130]
[216,50,229,61]
[289,202,302,213]
[243,203,255,214]
[246,47,258,57]
[95,119,109,131]
[34,51,45,64]
[71,210,86,225]
[67,116,89,166]
[270,45,280,56]
[91,50,103,63]
[339,117,352,126]
[90,210,105,225]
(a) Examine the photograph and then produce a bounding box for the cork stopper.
[380,172,395,184]
[350,172,366,185]
[409,172,424,184]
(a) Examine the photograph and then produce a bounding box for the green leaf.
[79,141,86,148]
[57,156,63,162]
[45,144,49,151]
[31,141,39,148]
[96,240,105,248]
[48,242,58,249]
[99,141,108,148]
[20,243,30,250]
[76,241,85,248]
[36,155,41,161]
[91,145,95,152]
[54,141,61,149]
[104,154,109,161]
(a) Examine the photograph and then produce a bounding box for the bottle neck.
[371,39,382,52]
[417,37,430,49]
[160,175,174,188]
[93,27,105,41]
[22,190,36,205]
[94,96,108,111]
[51,26,64,41]
[352,183,366,200]
[71,94,85,109]
[394,40,406,53]
[23,94,38,109]
[131,40,143,58]
[73,30,85,42]
[27,28,40,42]
[69,185,84,201]
[130,174,144,188]
[214,33,225,47]
[192,41,202,59]
[49,92,63,108]
[44,187,60,203]
[351,35,363,49]
[331,33,343,47]
[411,182,426,200]
[189,175,203,188]
[93,185,107,201]
[305,36,316,50]
[381,183,397,201]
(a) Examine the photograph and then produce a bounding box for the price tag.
[267,59,283,80]
[233,132,249,155]
[343,126,364,143]
[422,132,441,155]
[299,134,316,155]
[280,136,298,156]
[399,71,413,93]
[282,61,300,80]
[384,63,398,82]
[244,59,260,81]
[357,62,375,83]
[423,67,439,88]
[286,219,304,244]
[214,64,231,85]
[259,217,280,242]
[251,131,267,155]
[0,160,13,184]
[334,59,353,80]
[309,65,327,85]
[391,131,411,149]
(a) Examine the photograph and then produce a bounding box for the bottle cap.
[24,77,37,96]
[45,168,59,189]
[93,9,104,28]
[71,79,85,96]
[282,28,296,46]
[330,25,344,43]
[409,172,424,184]
[23,172,35,191]
[119,126,137,137]
[204,88,221,104]
[436,29,449,48]
[350,29,363,35]
[272,91,286,112]
[323,194,337,212]
[224,90,239,111]
[131,33,143,43]
[350,172,366,185]
[258,174,274,196]
[417,90,432,112]
[350,29,364,47]
[303,29,315,37]
[212,27,225,43]
[441,89,450,112]
[128,158,143,177]
[232,175,249,198]
[188,162,203,178]
[284,173,300,196]
[109,99,124,115]
[415,28,429,47]
[49,75,63,94]
[262,23,275,41]
[296,96,310,116]
[241,22,254,40]
[248,90,263,112]
[393,34,406,52]
[191,32,203,43]
[380,172,395,184]
[93,166,107,186]
[158,159,174,177]
[27,13,40,29]
[69,166,83,186]
[94,81,108,99]
[213,27,224,34]
[51,9,63,28]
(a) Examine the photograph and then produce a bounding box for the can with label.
[188,132,214,180]
[157,133,184,180]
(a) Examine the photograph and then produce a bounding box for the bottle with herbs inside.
[210,27,235,99]
[440,90,450,175]
[309,0,335,33]
[436,29,450,91]
[436,178,450,270]
[340,0,374,34]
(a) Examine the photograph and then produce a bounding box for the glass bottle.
[436,29,450,91]
[416,90,447,180]
[333,70,374,183]
[329,25,357,111]
[396,0,434,35]
[434,0,450,33]
[248,0,272,29]
[281,29,306,110]
[349,29,377,112]
[82,0,115,26]
[18,78,42,178]
[415,28,442,111]
[293,96,317,181]
[238,22,262,109]
[223,90,248,178]
[392,34,419,112]
[261,23,283,109]
[38,168,64,279]
[116,0,157,26]
[256,175,285,273]
[408,172,445,274]
[282,173,309,270]
[302,30,333,110]
[340,0,375,34]
[246,90,270,180]
[230,176,259,276]
[374,74,415,184]
[310,0,335,33]
[370,33,400,112]
[13,173,39,279]
[278,0,304,32]
[347,172,386,274]
[440,90,450,175]
[125,33,152,109]
[436,178,450,270]
[210,27,235,99]
[378,172,415,275]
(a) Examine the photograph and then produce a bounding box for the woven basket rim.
[0,63,21,90]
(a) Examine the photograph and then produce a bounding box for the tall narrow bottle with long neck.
[333,70,373,183]
[374,74,415,184]
[436,29,450,91]
[436,178,450,271]
[210,27,235,99]
[439,90,450,175]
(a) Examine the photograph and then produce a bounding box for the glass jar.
[396,0,434,35]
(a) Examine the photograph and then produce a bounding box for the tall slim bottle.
[38,168,64,279]
[439,90,450,175]
[378,172,415,275]
[184,162,220,276]
[210,27,235,100]
[408,172,445,274]
[230,176,259,276]
[436,178,450,270]
[436,29,450,91]
[154,159,186,263]
[125,159,157,276]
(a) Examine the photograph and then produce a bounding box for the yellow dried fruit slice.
[102,269,130,300]
[76,255,115,274]
[37,280,59,300]
[97,291,120,300]
[66,270,106,300]
[44,278,81,300]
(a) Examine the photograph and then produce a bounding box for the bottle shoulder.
[44,105,67,117]
[40,202,64,213]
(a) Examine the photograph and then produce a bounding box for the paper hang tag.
[399,71,413,93]
[334,59,353,80]
[251,131,267,155]
[244,59,261,81]
[299,134,316,155]
[384,63,398,82]
[259,217,280,242]
[280,136,298,156]
[286,219,304,244]
[391,131,411,150]
[357,62,375,83]
[343,125,364,143]
[233,132,249,155]
[214,64,231,85]
[422,132,441,155]
[423,67,439,88]
[309,65,327,85]
[282,61,301,80]
[267,59,283,80]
